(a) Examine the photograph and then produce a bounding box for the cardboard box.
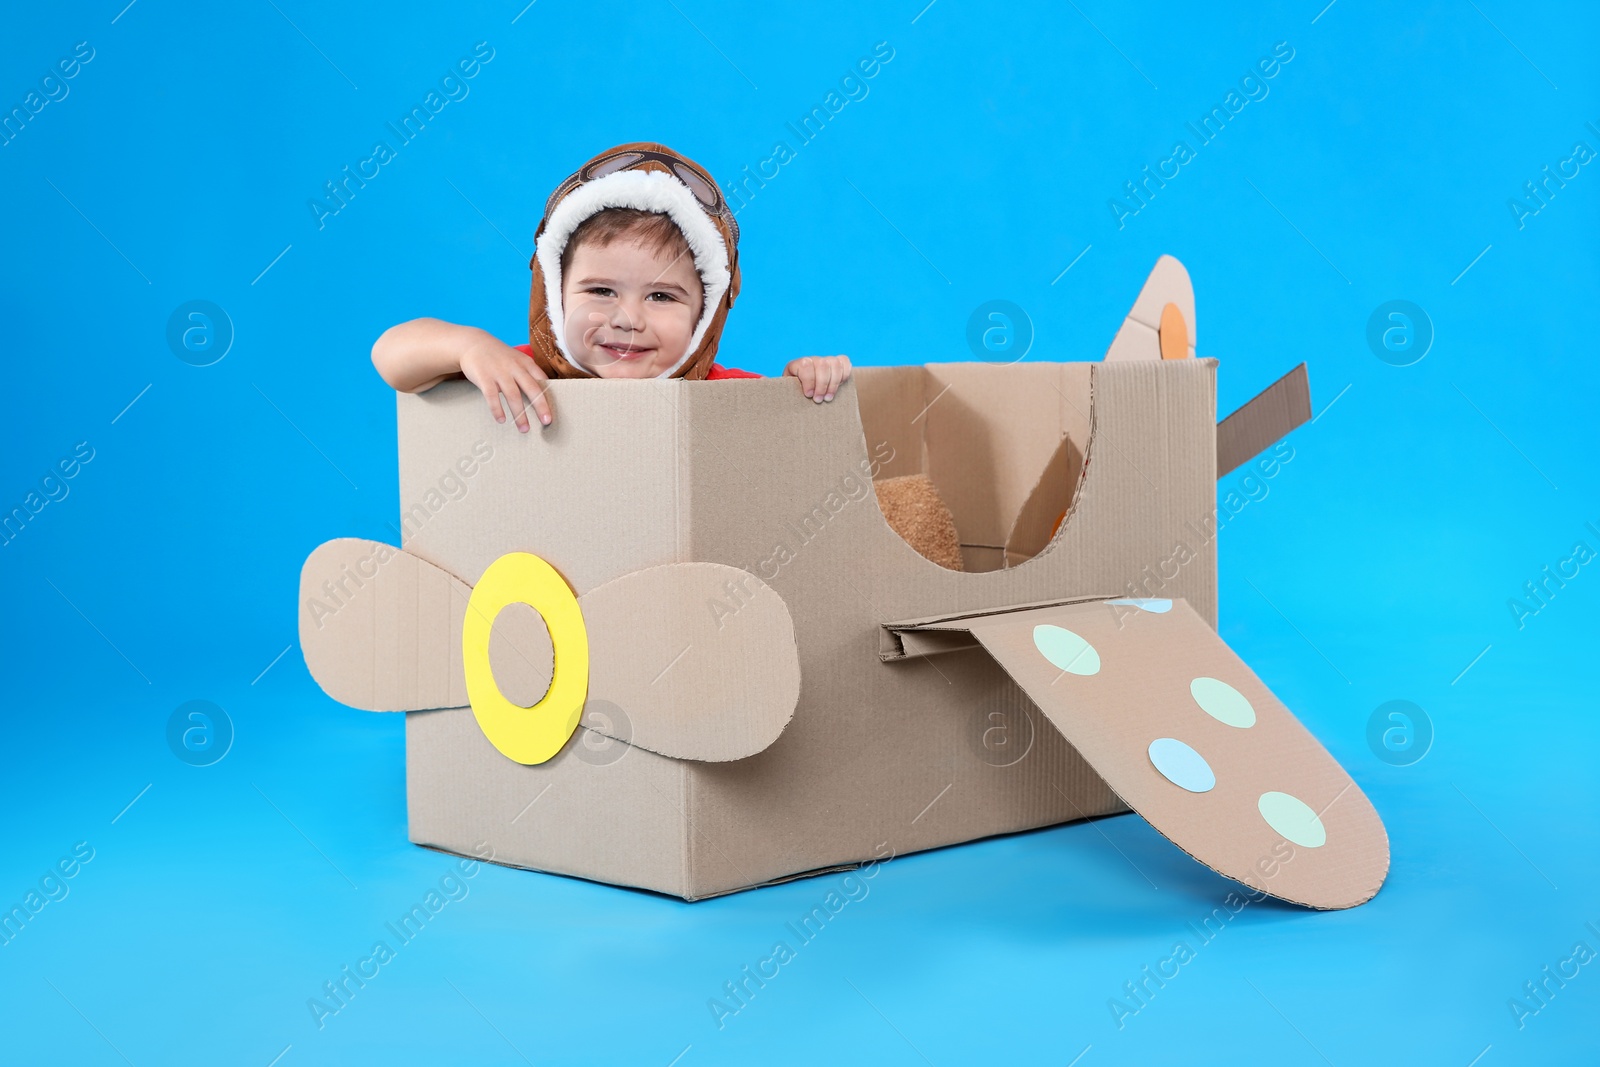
[300,257,1387,909]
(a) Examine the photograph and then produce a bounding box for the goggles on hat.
[538,147,739,248]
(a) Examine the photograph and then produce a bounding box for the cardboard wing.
[883,596,1388,909]
[299,538,801,763]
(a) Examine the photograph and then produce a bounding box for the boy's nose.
[609,300,642,331]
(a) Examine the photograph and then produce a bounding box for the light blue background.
[2,1,1597,1063]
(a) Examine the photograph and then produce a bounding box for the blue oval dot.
[1148,737,1215,793]
[1109,597,1172,613]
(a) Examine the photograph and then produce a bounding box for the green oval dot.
[1033,624,1100,676]
[1190,676,1256,728]
[1258,791,1326,848]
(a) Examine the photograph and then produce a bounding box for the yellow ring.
[462,552,589,765]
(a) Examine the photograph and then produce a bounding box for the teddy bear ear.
[299,539,799,763]
[1103,254,1196,362]
[885,596,1390,910]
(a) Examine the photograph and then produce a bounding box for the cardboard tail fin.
[1103,255,1197,362]
[299,539,801,763]
[882,596,1389,909]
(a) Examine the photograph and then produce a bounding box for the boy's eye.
[647,291,677,302]
[585,286,615,297]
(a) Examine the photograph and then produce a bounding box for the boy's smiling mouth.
[597,340,653,359]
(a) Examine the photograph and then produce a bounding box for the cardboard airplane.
[300,255,1388,909]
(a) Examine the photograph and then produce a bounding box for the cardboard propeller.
[299,539,801,764]
[883,596,1389,910]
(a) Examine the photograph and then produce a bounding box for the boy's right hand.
[460,336,553,431]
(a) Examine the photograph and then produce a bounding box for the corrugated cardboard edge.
[1002,435,1081,567]
[879,593,1120,659]
[1216,363,1311,478]
[416,837,872,903]
[674,398,694,904]
[1009,361,1101,574]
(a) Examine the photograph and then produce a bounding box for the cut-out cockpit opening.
[855,363,1094,574]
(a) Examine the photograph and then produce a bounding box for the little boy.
[372,142,852,430]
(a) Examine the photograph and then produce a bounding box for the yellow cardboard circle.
[462,552,589,765]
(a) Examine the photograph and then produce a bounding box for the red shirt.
[704,363,761,379]
[513,344,757,379]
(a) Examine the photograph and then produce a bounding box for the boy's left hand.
[785,355,853,403]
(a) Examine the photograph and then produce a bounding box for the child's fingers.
[513,367,553,426]
[812,357,836,402]
[831,355,854,399]
[467,355,531,431]
[483,384,507,425]
[821,357,844,402]
[795,357,818,399]
[500,379,531,432]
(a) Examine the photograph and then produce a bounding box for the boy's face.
[561,234,704,378]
